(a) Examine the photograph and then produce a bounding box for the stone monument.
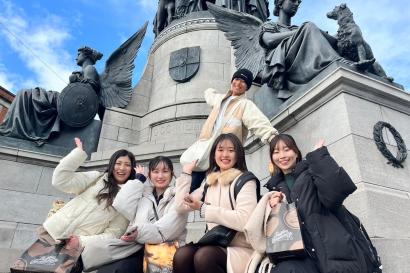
[0,23,147,156]
[0,1,408,273]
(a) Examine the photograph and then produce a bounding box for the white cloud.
[0,0,75,92]
[0,64,15,91]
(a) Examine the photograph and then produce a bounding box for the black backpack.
[201,171,261,206]
[338,207,383,273]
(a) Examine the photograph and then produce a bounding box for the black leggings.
[96,248,144,273]
[173,244,227,273]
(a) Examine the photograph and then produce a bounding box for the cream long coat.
[42,148,129,248]
[175,169,258,273]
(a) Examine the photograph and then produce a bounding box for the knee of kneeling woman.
[193,246,227,271]
[173,245,196,273]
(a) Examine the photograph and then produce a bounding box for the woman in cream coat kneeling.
[173,133,259,273]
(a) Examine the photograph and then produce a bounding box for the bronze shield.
[57,82,99,128]
[169,46,200,83]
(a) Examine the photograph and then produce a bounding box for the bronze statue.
[208,0,345,99]
[327,3,393,81]
[0,23,148,145]
[154,0,176,36]
[68,46,102,91]
[155,0,269,36]
[246,0,269,21]
[208,1,394,100]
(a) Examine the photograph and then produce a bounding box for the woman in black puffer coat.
[264,134,368,273]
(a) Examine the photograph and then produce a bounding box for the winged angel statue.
[207,1,343,99]
[0,22,148,145]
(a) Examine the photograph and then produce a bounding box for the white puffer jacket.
[42,148,129,248]
[81,178,188,271]
[113,179,188,244]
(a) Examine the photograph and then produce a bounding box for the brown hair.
[269,134,302,175]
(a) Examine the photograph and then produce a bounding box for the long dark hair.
[269,134,302,175]
[207,133,248,174]
[148,156,175,180]
[96,149,136,208]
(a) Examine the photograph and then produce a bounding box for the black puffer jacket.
[265,146,368,273]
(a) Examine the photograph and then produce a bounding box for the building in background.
[0,86,15,123]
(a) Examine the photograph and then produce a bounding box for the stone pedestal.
[246,65,410,273]
[92,12,236,161]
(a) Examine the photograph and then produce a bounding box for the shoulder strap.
[151,201,159,221]
[345,208,382,270]
[229,171,261,209]
[150,200,167,242]
[201,183,209,203]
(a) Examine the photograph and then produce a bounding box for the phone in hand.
[184,195,194,203]
[124,228,137,236]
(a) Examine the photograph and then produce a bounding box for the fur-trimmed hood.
[206,168,243,186]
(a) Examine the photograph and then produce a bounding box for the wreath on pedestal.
[373,121,407,168]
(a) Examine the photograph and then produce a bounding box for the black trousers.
[96,248,144,273]
[189,171,206,193]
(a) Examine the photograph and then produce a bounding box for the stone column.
[94,12,235,160]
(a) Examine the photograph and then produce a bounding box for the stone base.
[0,119,101,158]
[254,61,404,119]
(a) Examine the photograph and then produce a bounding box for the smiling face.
[231,78,248,96]
[271,140,298,174]
[149,161,172,193]
[215,139,238,172]
[113,155,132,184]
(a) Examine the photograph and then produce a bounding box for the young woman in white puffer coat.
[41,137,136,272]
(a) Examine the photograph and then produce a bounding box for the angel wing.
[207,3,265,80]
[99,22,148,108]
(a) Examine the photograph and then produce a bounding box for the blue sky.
[0,0,409,94]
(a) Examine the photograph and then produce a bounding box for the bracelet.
[182,171,192,176]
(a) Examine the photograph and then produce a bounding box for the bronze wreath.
[373,121,407,168]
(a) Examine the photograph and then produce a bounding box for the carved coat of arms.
[169,46,200,83]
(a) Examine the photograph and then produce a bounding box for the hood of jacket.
[206,168,243,186]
